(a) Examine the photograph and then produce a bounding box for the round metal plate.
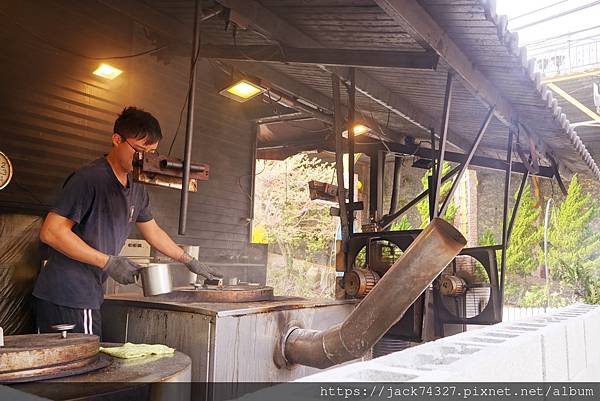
[151,285,274,303]
[0,354,111,383]
[0,333,99,375]
[51,324,76,331]
[0,150,14,191]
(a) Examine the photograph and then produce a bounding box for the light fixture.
[342,124,371,138]
[352,124,370,136]
[93,63,123,80]
[219,79,266,103]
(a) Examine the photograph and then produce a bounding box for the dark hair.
[113,106,162,144]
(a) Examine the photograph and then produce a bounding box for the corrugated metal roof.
[541,73,600,143]
[149,0,600,179]
[417,0,599,178]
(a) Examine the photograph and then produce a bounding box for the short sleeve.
[50,173,94,224]
[136,187,153,223]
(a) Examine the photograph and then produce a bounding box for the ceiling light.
[352,124,370,136]
[219,79,266,103]
[93,63,123,80]
[343,124,371,138]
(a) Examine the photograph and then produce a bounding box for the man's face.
[111,133,159,172]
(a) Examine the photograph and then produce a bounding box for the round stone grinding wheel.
[0,333,103,382]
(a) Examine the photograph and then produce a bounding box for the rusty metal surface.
[283,218,467,368]
[104,293,356,317]
[12,346,191,401]
[0,354,110,384]
[102,299,356,384]
[343,269,380,298]
[150,285,274,303]
[0,333,99,373]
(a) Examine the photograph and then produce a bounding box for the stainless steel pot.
[137,263,173,296]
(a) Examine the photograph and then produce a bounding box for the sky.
[495,0,600,50]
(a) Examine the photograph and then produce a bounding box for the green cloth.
[99,342,175,359]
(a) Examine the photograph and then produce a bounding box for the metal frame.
[332,75,349,246]
[550,157,568,195]
[368,151,385,224]
[389,156,402,215]
[198,44,439,70]
[353,141,555,178]
[347,68,356,238]
[428,128,437,222]
[178,0,201,235]
[507,171,529,245]
[380,165,461,230]
[438,106,496,217]
[499,128,515,302]
[432,71,454,218]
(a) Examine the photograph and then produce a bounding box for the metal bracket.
[550,157,568,196]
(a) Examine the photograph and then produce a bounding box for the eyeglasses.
[122,137,158,155]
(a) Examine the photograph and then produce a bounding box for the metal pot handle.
[134,273,143,288]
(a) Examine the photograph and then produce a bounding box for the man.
[33,106,221,336]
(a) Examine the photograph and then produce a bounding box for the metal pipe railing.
[281,218,466,369]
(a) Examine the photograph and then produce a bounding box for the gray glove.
[184,258,223,281]
[103,256,141,285]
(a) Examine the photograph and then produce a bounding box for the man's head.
[110,107,162,173]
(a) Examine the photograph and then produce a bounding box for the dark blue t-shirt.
[33,157,153,309]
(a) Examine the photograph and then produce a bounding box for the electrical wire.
[524,24,600,48]
[167,33,204,156]
[509,0,568,21]
[513,0,600,31]
[527,32,600,53]
[167,89,191,156]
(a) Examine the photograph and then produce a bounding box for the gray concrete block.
[299,305,600,382]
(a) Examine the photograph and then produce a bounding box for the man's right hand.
[103,256,141,285]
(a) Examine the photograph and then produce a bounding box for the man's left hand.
[184,258,223,281]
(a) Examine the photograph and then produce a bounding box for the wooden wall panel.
[0,0,255,259]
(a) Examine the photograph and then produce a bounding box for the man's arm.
[40,212,109,268]
[137,219,222,280]
[136,219,187,262]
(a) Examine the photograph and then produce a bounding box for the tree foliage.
[505,175,600,306]
[253,154,337,298]
[547,175,600,304]
[415,162,458,227]
[506,185,543,276]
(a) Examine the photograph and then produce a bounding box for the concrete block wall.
[299,304,600,382]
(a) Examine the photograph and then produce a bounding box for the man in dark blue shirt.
[33,107,221,336]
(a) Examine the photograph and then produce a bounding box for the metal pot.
[137,263,173,296]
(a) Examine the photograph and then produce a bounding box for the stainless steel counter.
[102,294,359,389]
[104,293,356,317]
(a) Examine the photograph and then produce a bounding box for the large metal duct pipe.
[281,218,466,369]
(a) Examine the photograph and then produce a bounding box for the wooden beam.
[216,0,467,147]
[375,0,517,127]
[198,44,438,70]
[258,134,330,150]
[354,141,555,178]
